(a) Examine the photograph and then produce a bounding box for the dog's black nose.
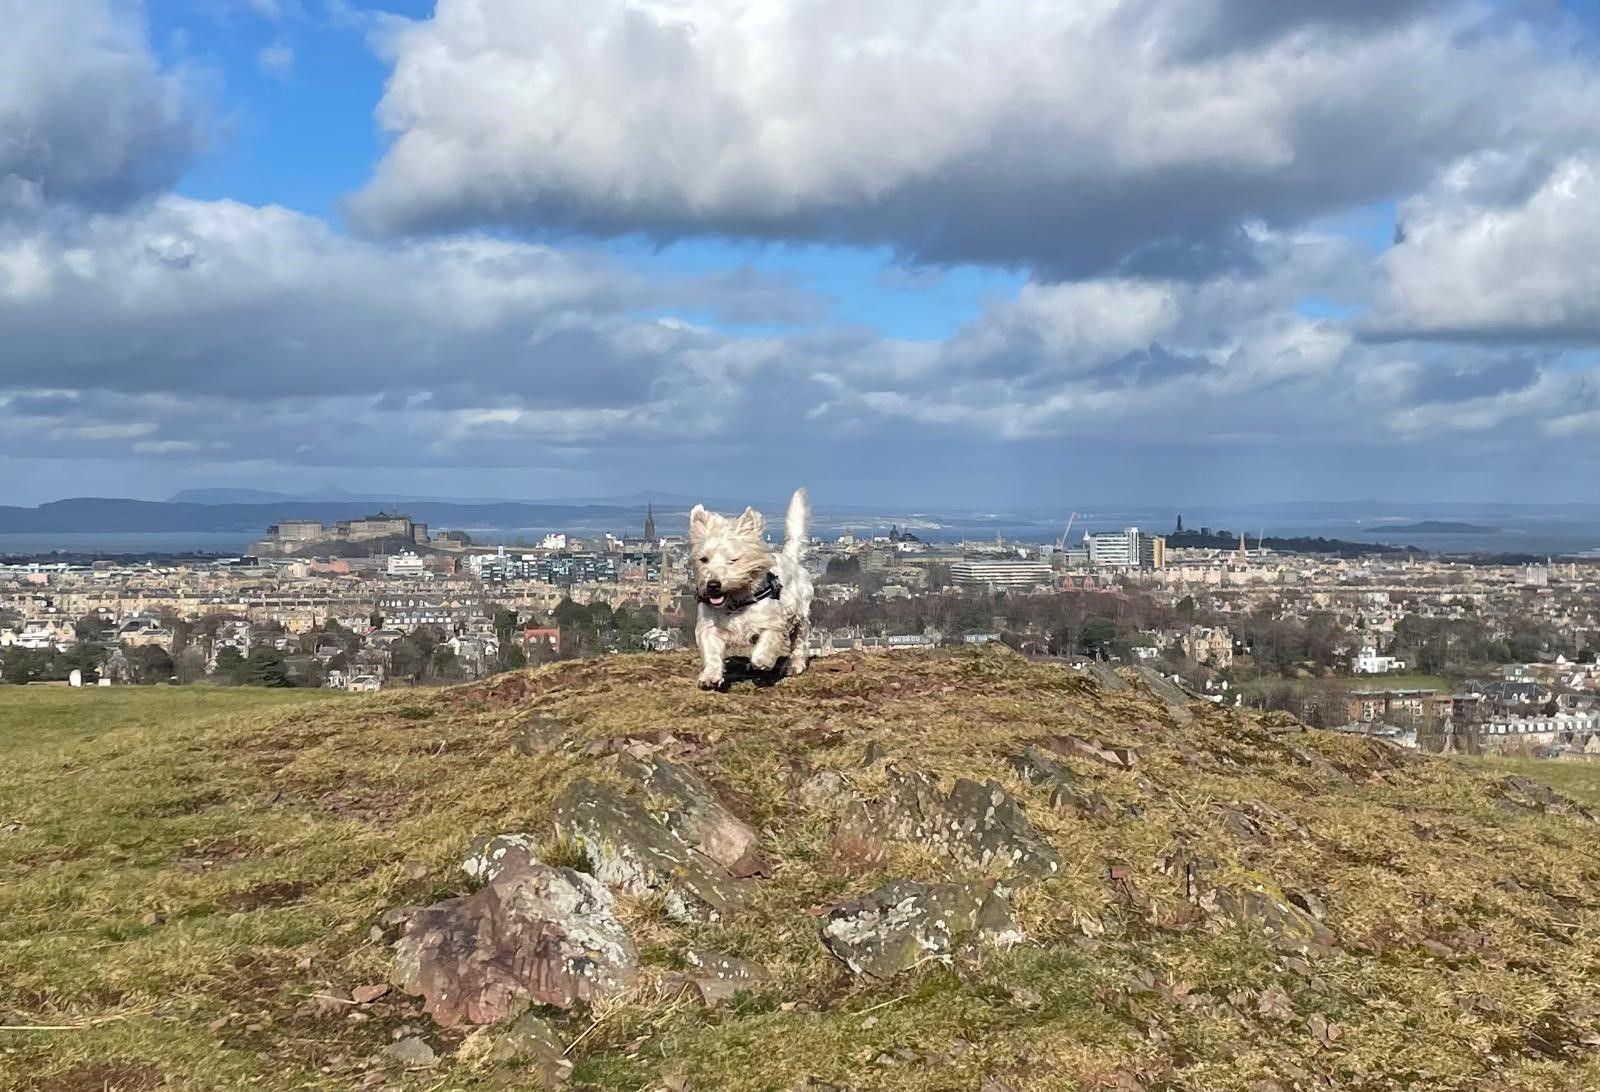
[705,579,722,594]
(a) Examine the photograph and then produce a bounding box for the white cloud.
[349,0,1600,277]
[1372,153,1600,340]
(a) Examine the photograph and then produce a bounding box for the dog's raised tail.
[783,487,810,562]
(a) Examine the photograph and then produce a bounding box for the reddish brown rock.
[393,857,638,1027]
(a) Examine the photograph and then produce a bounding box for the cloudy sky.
[3,0,1600,508]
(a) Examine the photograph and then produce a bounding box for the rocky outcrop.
[835,769,1061,882]
[1128,666,1198,725]
[613,753,770,876]
[552,779,751,922]
[393,849,638,1026]
[1008,745,1116,821]
[821,879,1024,978]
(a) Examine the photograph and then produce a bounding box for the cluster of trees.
[1387,614,1578,676]
[550,599,659,658]
[810,587,1176,661]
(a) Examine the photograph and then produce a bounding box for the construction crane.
[1056,511,1078,550]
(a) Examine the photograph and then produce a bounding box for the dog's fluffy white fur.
[688,488,813,690]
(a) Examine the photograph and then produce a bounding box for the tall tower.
[1238,531,1248,563]
[643,502,657,544]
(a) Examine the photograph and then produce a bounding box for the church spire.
[643,502,657,544]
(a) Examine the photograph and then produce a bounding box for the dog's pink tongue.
[709,594,725,606]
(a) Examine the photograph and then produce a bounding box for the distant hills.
[1370,520,1499,535]
[0,497,658,537]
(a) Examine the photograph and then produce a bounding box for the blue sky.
[4,0,1600,507]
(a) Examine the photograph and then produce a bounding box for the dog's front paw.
[697,669,724,690]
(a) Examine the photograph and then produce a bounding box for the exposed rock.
[684,948,772,984]
[382,1037,437,1069]
[1129,666,1197,725]
[1008,746,1115,821]
[462,833,541,884]
[552,779,750,922]
[459,1012,572,1083]
[1283,743,1355,787]
[393,857,638,1026]
[821,879,1023,978]
[512,714,570,756]
[1202,883,1337,950]
[657,948,774,1007]
[584,728,710,762]
[372,904,423,943]
[1501,774,1594,819]
[836,769,1061,883]
[1217,807,1266,844]
[612,753,769,876]
[657,973,747,1007]
[351,983,390,1004]
[795,769,853,811]
[1037,733,1138,770]
[1072,661,1128,692]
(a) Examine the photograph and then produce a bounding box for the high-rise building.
[1085,527,1165,569]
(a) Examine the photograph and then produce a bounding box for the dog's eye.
[699,556,708,563]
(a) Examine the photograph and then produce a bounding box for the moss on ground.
[3,653,1600,1090]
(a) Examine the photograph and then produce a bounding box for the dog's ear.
[734,506,765,537]
[688,504,710,540]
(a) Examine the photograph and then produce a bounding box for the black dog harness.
[705,571,783,612]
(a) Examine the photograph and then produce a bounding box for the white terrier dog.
[688,488,814,690]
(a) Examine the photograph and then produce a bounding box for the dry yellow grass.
[3,651,1600,1090]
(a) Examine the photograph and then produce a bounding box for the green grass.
[3,654,1600,1090]
[1462,755,1600,808]
[0,684,339,756]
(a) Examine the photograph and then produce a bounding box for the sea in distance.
[4,503,1600,558]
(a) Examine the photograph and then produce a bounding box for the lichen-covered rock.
[795,768,853,811]
[461,832,541,884]
[613,754,769,876]
[552,779,750,922]
[836,769,1061,882]
[821,879,1023,978]
[393,857,638,1027]
[685,948,772,984]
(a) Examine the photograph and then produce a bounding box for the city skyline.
[6,2,1600,506]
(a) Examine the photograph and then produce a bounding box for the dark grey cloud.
[0,1,205,216]
[1172,0,1446,56]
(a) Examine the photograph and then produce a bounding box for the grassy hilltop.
[4,652,1600,1091]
